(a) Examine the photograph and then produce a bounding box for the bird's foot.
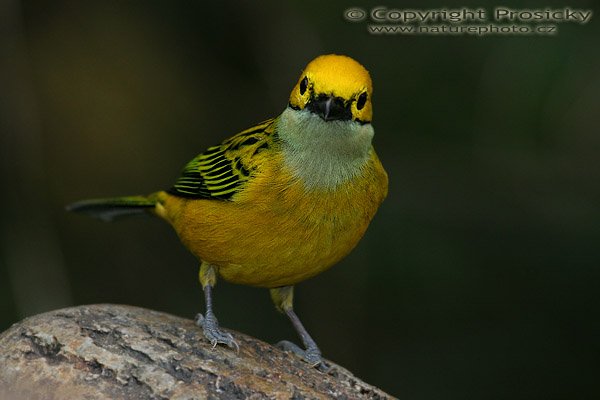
[195,313,239,352]
[276,340,329,371]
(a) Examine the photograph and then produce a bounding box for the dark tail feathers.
[66,195,157,222]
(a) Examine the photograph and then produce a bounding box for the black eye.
[356,92,368,110]
[299,76,308,95]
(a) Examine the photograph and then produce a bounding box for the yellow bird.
[68,54,388,368]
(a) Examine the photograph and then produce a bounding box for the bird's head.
[288,54,373,124]
[279,55,376,190]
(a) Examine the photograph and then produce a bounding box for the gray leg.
[270,286,327,369]
[195,263,238,351]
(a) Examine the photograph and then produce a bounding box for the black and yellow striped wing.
[168,119,277,200]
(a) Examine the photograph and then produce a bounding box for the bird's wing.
[167,118,277,200]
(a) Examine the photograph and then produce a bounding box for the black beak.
[306,95,352,122]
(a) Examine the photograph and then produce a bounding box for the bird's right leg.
[270,286,327,369]
[195,262,238,350]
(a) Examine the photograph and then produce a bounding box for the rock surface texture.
[0,304,393,399]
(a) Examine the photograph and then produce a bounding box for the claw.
[196,312,239,351]
[276,340,328,370]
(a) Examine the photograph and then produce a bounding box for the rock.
[0,304,394,399]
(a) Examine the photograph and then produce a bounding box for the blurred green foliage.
[1,1,599,398]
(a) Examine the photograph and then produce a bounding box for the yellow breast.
[157,150,387,288]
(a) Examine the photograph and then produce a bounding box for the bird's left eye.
[299,77,308,95]
[356,92,368,110]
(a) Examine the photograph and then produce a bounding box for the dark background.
[1,0,599,398]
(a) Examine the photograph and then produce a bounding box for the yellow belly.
[157,153,387,288]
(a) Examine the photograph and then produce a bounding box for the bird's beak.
[306,95,352,122]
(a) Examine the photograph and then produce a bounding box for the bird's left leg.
[195,262,238,351]
[270,286,327,369]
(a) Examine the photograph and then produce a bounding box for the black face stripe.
[306,95,353,122]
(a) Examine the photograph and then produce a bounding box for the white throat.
[277,107,374,191]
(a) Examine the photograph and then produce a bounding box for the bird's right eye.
[299,77,308,95]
